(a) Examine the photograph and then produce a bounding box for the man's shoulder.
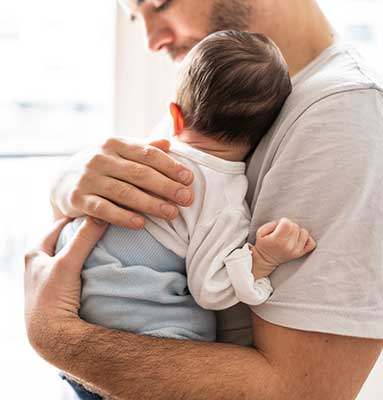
[292,43,383,106]
[246,44,383,204]
[272,44,380,131]
[265,43,383,147]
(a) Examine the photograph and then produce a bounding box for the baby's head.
[170,30,292,161]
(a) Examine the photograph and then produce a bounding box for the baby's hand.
[251,218,316,280]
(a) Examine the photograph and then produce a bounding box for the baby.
[57,30,316,396]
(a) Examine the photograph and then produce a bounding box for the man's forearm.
[39,318,278,400]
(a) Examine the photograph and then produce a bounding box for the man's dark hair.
[176,30,292,148]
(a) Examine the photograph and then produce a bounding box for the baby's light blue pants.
[56,217,216,341]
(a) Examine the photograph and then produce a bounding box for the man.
[24,0,383,399]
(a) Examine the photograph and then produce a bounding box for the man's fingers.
[99,159,194,208]
[109,139,194,186]
[149,139,171,153]
[256,221,278,239]
[37,218,72,256]
[95,176,180,221]
[83,194,146,229]
[58,217,109,267]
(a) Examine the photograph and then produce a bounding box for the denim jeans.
[60,373,102,400]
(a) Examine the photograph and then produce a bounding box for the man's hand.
[24,217,108,357]
[252,217,316,279]
[50,138,195,229]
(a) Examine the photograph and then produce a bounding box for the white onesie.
[146,140,273,309]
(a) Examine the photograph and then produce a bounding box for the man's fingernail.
[160,204,178,219]
[91,217,107,226]
[176,188,192,204]
[131,217,144,229]
[179,170,192,184]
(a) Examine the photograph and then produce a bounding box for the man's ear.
[169,103,185,136]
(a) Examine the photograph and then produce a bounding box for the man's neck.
[250,0,336,76]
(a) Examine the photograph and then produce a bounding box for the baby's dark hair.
[175,30,292,148]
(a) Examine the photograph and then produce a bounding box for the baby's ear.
[169,102,185,136]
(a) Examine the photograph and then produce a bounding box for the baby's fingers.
[256,221,278,240]
[303,236,317,254]
[272,218,298,242]
[297,228,309,252]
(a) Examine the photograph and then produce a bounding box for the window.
[319,0,383,70]
[0,0,115,155]
[0,1,116,398]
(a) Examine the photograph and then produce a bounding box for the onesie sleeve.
[186,209,273,310]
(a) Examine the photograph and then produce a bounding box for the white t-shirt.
[145,140,273,309]
[216,42,383,345]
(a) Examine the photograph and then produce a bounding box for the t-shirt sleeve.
[250,88,383,339]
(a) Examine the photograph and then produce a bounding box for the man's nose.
[147,27,175,52]
[143,16,175,52]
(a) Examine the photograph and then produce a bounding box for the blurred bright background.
[0,0,382,398]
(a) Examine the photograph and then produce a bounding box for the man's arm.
[40,316,383,400]
[24,218,382,400]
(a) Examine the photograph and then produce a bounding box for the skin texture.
[26,0,383,399]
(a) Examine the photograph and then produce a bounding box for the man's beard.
[166,0,252,61]
[209,0,253,33]
[167,41,200,61]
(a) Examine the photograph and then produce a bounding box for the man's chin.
[166,37,204,62]
[167,44,199,63]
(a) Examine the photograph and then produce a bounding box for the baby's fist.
[255,218,316,266]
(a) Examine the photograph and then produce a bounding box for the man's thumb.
[59,217,108,266]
